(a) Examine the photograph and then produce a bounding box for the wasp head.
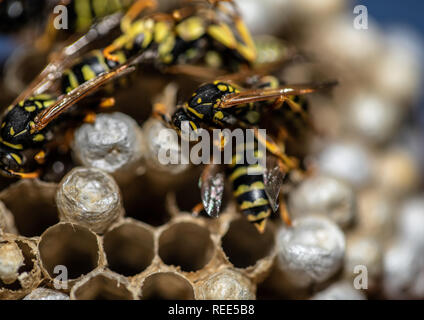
[171,107,201,139]
[0,146,24,177]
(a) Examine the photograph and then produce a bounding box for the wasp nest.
[0,0,423,301]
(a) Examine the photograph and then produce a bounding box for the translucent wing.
[263,156,286,212]
[218,81,338,109]
[199,164,226,218]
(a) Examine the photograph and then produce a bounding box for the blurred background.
[0,0,424,300]
[361,0,424,132]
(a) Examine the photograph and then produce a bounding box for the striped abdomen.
[62,49,128,93]
[228,143,270,233]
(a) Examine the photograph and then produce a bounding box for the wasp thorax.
[189,82,236,110]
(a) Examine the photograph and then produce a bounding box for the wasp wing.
[263,156,286,212]
[199,163,226,218]
[218,81,338,109]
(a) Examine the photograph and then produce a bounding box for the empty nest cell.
[0,180,58,237]
[103,221,155,277]
[140,272,195,300]
[38,223,100,281]
[121,176,171,226]
[158,222,214,272]
[221,218,275,268]
[71,272,135,300]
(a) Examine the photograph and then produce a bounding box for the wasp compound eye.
[171,108,191,131]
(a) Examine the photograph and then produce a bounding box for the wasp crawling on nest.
[153,75,337,233]
[0,0,337,233]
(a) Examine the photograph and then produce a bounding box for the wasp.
[0,1,276,177]
[153,76,337,233]
[102,0,257,71]
[11,0,258,122]
[58,0,258,96]
[0,63,134,178]
[20,0,261,133]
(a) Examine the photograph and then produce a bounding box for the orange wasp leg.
[192,202,205,217]
[8,170,40,179]
[279,197,292,227]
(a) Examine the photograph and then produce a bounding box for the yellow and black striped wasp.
[23,0,265,133]
[153,76,337,233]
[0,62,135,178]
[13,0,260,128]
[0,0,257,178]
[102,0,257,70]
[54,0,296,126]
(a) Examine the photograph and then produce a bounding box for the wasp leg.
[104,0,158,62]
[208,0,256,63]
[233,14,257,63]
[99,97,116,108]
[9,170,40,179]
[279,196,292,227]
[121,0,158,33]
[192,202,205,217]
[34,150,47,165]
[83,112,97,124]
[103,38,130,63]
